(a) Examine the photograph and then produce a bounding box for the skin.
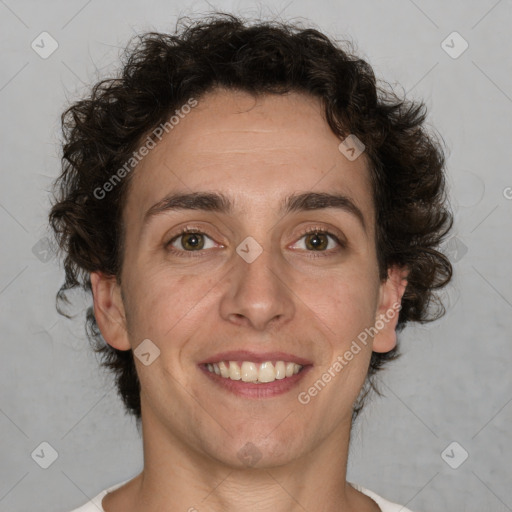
[91,88,408,512]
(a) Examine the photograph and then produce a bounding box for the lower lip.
[199,364,312,399]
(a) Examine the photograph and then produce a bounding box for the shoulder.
[349,482,417,512]
[67,480,129,512]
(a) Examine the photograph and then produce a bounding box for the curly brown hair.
[49,12,453,425]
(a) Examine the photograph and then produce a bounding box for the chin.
[208,432,305,470]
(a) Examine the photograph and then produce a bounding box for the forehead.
[123,88,374,226]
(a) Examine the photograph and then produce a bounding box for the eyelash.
[165,226,213,258]
[165,226,345,258]
[294,226,346,258]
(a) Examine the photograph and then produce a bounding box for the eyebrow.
[143,191,366,232]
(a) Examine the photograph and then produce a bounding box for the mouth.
[204,359,304,383]
[198,351,313,399]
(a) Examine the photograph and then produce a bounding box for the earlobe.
[372,265,409,354]
[90,272,131,351]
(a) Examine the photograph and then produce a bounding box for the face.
[93,88,406,469]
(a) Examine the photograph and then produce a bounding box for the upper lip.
[198,350,313,366]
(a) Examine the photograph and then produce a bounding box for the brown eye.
[168,230,216,252]
[304,232,330,251]
[289,228,344,256]
[180,232,205,250]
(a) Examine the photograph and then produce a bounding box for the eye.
[291,228,344,253]
[167,228,218,254]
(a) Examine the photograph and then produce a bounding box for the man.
[50,13,453,512]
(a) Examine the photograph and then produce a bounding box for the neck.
[111,402,378,512]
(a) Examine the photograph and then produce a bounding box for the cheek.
[300,269,379,346]
[125,269,216,340]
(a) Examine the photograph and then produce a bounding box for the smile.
[205,360,303,383]
[200,360,312,399]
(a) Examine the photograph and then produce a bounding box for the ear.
[90,272,131,351]
[372,265,409,353]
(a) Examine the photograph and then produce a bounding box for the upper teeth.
[205,361,303,383]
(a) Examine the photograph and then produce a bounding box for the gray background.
[1,0,511,511]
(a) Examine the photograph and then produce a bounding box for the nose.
[218,245,295,331]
